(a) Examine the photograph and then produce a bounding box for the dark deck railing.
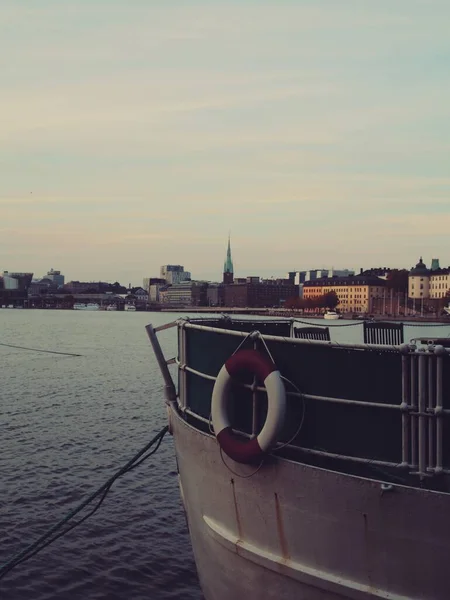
[293,326,330,341]
[363,321,404,345]
[172,318,450,486]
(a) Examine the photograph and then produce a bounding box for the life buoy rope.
[211,349,286,464]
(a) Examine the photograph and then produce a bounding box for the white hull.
[73,303,100,311]
[324,312,339,320]
[444,306,450,315]
[106,305,117,311]
[124,305,136,312]
[172,407,450,600]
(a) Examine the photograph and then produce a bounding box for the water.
[0,310,202,600]
[1,310,449,600]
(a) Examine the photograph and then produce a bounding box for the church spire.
[223,234,234,284]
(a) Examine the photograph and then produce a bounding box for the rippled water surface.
[1,310,449,600]
[1,310,203,600]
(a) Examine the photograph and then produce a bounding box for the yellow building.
[303,276,387,313]
[430,272,450,299]
[408,258,430,299]
[408,257,450,299]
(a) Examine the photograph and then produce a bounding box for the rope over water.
[0,342,83,357]
[0,425,169,580]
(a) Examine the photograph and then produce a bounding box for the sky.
[1,1,449,285]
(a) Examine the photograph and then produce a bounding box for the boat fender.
[211,349,286,464]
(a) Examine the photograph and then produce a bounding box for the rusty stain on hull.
[274,493,290,560]
[231,478,243,542]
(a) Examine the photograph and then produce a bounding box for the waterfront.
[1,310,450,600]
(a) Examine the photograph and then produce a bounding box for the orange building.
[303,276,387,314]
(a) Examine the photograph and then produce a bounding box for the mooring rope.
[0,342,82,357]
[0,425,169,580]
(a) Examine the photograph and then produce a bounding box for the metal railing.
[148,318,450,479]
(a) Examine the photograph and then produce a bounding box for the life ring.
[211,349,286,464]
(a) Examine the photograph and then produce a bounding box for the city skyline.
[1,1,449,283]
[4,252,448,289]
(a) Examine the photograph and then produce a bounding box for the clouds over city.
[1,0,449,282]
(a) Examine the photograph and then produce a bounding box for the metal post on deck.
[177,322,188,409]
[427,351,435,472]
[400,350,410,468]
[410,353,418,469]
[435,347,445,474]
[417,351,427,478]
[251,337,259,439]
[146,324,177,407]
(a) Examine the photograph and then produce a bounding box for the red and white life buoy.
[211,349,286,464]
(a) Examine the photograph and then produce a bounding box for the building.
[46,268,65,288]
[431,258,441,271]
[360,267,392,280]
[408,258,430,299]
[2,272,33,291]
[166,281,208,306]
[206,283,224,307]
[28,278,57,297]
[223,236,234,284]
[63,281,117,294]
[303,275,387,313]
[408,257,450,300]
[0,272,34,307]
[144,278,167,302]
[129,287,149,302]
[160,265,191,285]
[159,285,171,304]
[429,269,450,299]
[288,268,355,296]
[224,278,297,308]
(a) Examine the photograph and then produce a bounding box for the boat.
[148,316,450,600]
[444,303,450,315]
[73,302,100,311]
[124,304,136,312]
[323,309,340,320]
[106,305,117,311]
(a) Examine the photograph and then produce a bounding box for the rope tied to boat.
[0,425,169,580]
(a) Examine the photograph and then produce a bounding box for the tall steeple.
[223,234,234,284]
